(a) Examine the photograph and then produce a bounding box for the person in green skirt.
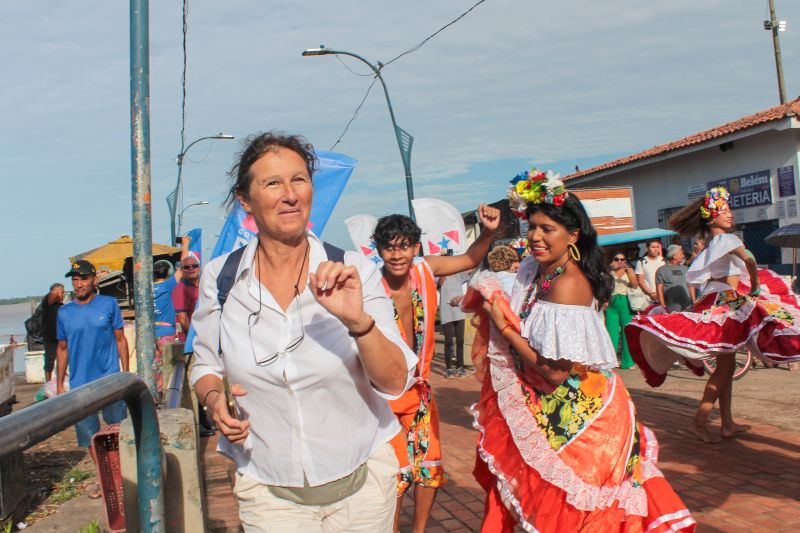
[605,252,638,369]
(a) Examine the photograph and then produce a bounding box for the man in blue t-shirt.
[57,259,130,447]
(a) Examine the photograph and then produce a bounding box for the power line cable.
[184,142,213,164]
[382,0,489,68]
[335,54,374,76]
[330,76,379,151]
[329,0,489,147]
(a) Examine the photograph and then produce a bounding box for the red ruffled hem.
[472,385,695,532]
[626,270,800,387]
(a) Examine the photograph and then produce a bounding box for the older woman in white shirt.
[191,132,417,532]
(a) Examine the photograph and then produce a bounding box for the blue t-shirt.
[154,276,178,338]
[57,294,124,388]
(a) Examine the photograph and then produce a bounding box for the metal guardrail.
[164,359,186,410]
[0,373,165,533]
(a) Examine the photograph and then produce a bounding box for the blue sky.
[1,1,798,298]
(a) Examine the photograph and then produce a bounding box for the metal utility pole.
[129,0,158,403]
[766,0,787,104]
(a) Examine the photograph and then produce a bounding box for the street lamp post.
[167,133,234,244]
[176,200,209,239]
[302,46,416,221]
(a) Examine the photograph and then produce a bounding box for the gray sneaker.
[456,367,467,377]
[445,369,456,379]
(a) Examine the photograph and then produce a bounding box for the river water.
[0,301,37,373]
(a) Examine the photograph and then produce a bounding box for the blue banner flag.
[211,150,357,259]
[186,228,202,263]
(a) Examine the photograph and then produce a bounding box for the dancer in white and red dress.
[464,168,695,532]
[626,187,800,443]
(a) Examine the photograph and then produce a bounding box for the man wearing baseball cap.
[56,259,130,447]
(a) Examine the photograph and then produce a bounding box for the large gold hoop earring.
[568,243,581,262]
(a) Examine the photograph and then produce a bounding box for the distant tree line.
[0,296,39,306]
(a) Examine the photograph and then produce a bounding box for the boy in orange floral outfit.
[373,206,499,533]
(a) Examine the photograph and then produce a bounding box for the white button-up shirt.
[190,233,417,487]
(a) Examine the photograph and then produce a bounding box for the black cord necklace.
[254,239,310,313]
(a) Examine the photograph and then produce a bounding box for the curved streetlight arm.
[177,133,234,163]
[176,200,209,239]
[302,47,415,220]
[169,133,234,244]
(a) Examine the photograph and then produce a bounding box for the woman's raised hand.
[209,384,250,444]
[477,203,501,232]
[309,261,365,329]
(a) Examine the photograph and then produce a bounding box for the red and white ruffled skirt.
[472,363,695,532]
[625,269,800,387]
[461,271,694,532]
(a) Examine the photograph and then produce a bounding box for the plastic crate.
[91,424,125,532]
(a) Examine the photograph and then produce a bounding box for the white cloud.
[1,0,799,295]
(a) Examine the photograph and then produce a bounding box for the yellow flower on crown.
[700,186,730,220]
[507,167,568,218]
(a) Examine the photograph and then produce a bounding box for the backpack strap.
[216,245,247,309]
[323,242,346,263]
[216,242,345,310]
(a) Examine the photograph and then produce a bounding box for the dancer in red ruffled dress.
[464,169,695,532]
[626,187,800,443]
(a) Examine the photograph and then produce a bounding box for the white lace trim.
[485,344,649,515]
[477,263,618,369]
[521,301,619,369]
[686,233,747,285]
[469,271,651,516]
[640,425,663,482]
[472,404,540,533]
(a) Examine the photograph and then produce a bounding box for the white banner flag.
[344,214,382,265]
[412,198,467,256]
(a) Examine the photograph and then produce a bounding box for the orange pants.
[389,383,447,495]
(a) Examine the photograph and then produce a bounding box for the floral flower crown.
[700,186,730,220]
[509,237,528,257]
[507,168,569,218]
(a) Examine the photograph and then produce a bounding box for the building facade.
[564,99,800,266]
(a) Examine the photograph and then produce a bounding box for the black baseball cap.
[65,260,97,278]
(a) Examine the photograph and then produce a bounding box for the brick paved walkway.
[200,357,800,532]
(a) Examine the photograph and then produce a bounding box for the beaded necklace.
[520,265,566,319]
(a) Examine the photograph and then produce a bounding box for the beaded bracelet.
[348,315,376,338]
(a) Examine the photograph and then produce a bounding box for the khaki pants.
[234,443,398,532]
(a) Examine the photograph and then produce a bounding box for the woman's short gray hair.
[666,244,683,259]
